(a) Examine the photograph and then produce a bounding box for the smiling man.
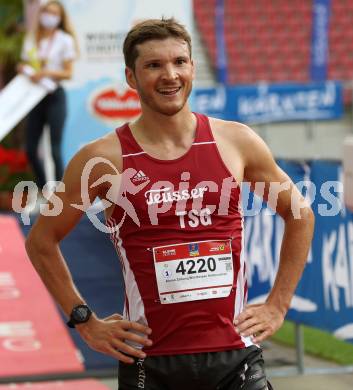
[26,18,314,390]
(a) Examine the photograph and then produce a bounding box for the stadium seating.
[329,1,353,81]
[194,0,353,87]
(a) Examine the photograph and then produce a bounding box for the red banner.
[0,379,110,389]
[0,216,83,377]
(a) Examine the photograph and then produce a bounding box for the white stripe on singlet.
[108,217,149,340]
[122,151,147,158]
[121,141,216,158]
[192,141,216,146]
[234,204,253,347]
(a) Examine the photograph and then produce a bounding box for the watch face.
[73,306,89,322]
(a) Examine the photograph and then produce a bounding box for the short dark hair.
[123,18,192,70]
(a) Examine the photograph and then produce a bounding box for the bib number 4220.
[175,257,217,275]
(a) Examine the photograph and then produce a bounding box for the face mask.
[40,12,61,29]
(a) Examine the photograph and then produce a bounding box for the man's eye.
[176,59,186,65]
[147,63,159,68]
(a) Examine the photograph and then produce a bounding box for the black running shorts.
[118,345,273,390]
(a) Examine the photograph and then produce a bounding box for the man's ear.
[125,67,136,89]
[191,59,195,80]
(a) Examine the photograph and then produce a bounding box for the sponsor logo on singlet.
[131,170,149,183]
[144,187,207,206]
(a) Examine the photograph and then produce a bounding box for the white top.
[22,30,76,74]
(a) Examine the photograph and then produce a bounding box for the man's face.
[125,37,194,116]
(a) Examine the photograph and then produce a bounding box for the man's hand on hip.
[76,313,153,364]
[234,303,285,344]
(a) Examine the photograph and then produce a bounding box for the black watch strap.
[67,304,92,328]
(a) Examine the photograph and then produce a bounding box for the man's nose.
[162,64,178,80]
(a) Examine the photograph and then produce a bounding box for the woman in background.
[19,0,78,191]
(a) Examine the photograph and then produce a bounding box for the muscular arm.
[25,139,152,362]
[25,144,97,315]
[233,126,315,342]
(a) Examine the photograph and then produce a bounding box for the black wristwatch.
[67,304,92,328]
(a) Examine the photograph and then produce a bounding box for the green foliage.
[0,2,32,194]
[0,0,23,27]
[272,321,353,365]
[0,166,33,192]
[0,0,24,66]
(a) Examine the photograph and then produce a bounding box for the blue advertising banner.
[310,0,331,81]
[245,161,353,343]
[215,0,228,84]
[193,82,343,123]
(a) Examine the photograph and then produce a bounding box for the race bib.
[152,240,233,304]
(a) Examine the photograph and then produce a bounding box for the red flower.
[0,147,28,171]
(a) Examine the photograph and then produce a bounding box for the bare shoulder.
[208,116,266,164]
[80,131,121,167]
[66,131,122,175]
[209,116,258,141]
[61,130,122,200]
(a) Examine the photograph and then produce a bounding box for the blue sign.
[310,0,331,81]
[193,82,343,124]
[245,161,353,343]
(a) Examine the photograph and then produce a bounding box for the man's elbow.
[292,205,315,238]
[25,227,54,264]
[300,204,315,229]
[281,201,315,228]
[25,229,41,261]
[290,195,316,223]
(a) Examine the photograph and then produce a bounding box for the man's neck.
[131,105,196,145]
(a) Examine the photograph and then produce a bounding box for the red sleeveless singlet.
[106,113,253,355]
